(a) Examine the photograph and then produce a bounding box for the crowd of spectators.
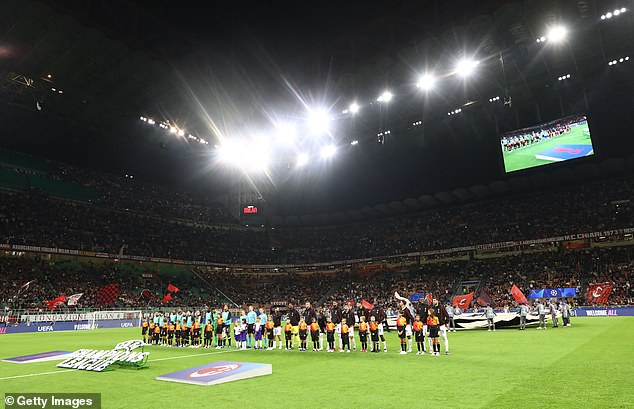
[2,246,631,315]
[0,257,204,312]
[2,172,634,265]
[49,162,236,225]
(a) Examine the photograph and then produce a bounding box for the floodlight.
[547,26,567,43]
[350,140,359,145]
[275,122,297,145]
[296,153,309,167]
[348,102,360,114]
[377,91,393,103]
[320,144,337,159]
[455,59,478,77]
[307,108,331,134]
[416,74,436,91]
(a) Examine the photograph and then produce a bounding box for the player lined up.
[141,295,452,356]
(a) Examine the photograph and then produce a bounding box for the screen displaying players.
[500,114,594,173]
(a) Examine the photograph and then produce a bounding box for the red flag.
[140,289,151,300]
[162,293,172,303]
[347,299,354,307]
[361,299,374,310]
[476,289,493,306]
[452,292,473,309]
[510,284,528,305]
[44,295,67,310]
[167,283,179,293]
[424,293,433,305]
[98,283,120,304]
[586,284,613,304]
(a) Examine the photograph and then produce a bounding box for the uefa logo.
[187,364,241,378]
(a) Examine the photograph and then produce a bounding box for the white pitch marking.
[0,348,240,380]
[0,369,76,381]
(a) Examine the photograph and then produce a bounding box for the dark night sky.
[4,0,634,215]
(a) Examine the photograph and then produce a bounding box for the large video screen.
[500,114,594,173]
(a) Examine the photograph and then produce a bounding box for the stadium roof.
[2,0,634,217]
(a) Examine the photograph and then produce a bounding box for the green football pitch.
[502,125,593,173]
[1,317,633,409]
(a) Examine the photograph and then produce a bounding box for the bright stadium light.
[546,25,567,43]
[218,140,244,165]
[602,8,627,20]
[307,108,331,135]
[320,144,337,159]
[350,140,359,145]
[275,122,297,145]
[416,73,436,91]
[377,90,393,103]
[455,58,478,77]
[296,152,309,167]
[348,102,360,114]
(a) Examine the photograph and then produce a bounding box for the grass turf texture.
[1,317,633,409]
[502,124,593,173]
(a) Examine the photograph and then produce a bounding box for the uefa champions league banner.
[0,319,137,335]
[528,288,577,298]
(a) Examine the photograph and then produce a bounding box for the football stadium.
[1,1,634,408]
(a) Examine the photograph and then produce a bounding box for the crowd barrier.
[2,307,633,335]
[0,319,138,335]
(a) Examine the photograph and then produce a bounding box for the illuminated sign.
[243,206,258,214]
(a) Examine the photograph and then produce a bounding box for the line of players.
[140,296,453,356]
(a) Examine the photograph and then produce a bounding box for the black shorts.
[168,331,174,338]
[142,328,148,335]
[285,332,292,340]
[247,323,255,334]
[429,326,439,338]
[299,330,307,340]
[327,332,334,342]
[397,326,406,338]
[359,333,367,342]
[414,331,424,342]
[310,331,320,341]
